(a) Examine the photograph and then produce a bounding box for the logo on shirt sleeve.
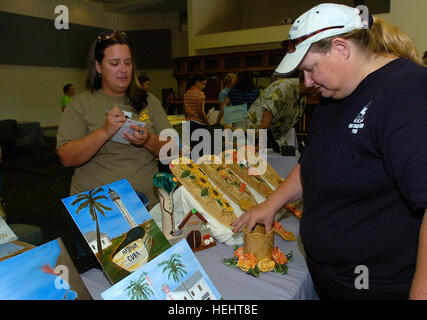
[348,101,371,134]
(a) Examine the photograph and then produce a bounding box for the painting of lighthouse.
[62,179,171,284]
[109,188,137,228]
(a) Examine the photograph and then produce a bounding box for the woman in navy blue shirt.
[232,4,427,300]
[215,71,260,124]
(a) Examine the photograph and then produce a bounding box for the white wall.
[188,0,426,57]
[189,0,241,35]
[0,65,86,126]
[0,0,187,127]
[376,0,427,57]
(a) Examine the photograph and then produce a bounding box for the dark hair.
[63,83,73,94]
[186,74,206,91]
[162,88,175,106]
[85,30,148,113]
[138,74,150,84]
[234,70,256,92]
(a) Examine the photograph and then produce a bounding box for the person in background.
[245,73,306,153]
[216,71,260,125]
[219,73,237,105]
[61,84,75,112]
[58,30,172,205]
[138,74,151,91]
[184,74,209,151]
[162,88,178,115]
[232,3,427,300]
[57,30,173,270]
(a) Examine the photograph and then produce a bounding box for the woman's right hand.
[103,106,126,138]
[231,200,276,234]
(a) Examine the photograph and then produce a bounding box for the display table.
[80,151,315,300]
[80,214,317,300]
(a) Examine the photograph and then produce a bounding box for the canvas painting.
[0,238,92,300]
[101,239,223,300]
[62,179,171,284]
[0,242,29,261]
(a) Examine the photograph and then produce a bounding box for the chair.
[9,223,43,246]
[0,143,43,246]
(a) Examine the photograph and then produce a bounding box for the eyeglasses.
[281,25,345,53]
[96,30,127,43]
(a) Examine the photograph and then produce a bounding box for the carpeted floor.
[1,136,79,264]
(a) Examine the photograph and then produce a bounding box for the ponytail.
[370,17,422,65]
[310,16,422,65]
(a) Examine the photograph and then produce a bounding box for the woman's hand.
[231,201,276,234]
[123,124,151,147]
[103,106,126,137]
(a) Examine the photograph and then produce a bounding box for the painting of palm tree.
[125,275,154,300]
[71,187,113,265]
[158,253,193,300]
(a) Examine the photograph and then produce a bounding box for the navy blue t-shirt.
[299,58,427,293]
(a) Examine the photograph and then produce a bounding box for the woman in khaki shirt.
[57,31,172,208]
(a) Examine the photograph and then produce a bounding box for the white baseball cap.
[275,3,369,76]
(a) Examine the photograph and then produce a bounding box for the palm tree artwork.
[158,253,193,300]
[125,274,155,300]
[71,187,113,265]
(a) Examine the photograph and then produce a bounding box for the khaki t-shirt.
[56,90,172,208]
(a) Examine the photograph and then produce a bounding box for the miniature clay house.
[177,209,215,252]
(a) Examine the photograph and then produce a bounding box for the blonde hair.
[310,16,422,65]
[371,17,422,65]
[224,73,237,87]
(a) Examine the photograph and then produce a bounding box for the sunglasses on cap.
[96,30,127,43]
[281,25,345,53]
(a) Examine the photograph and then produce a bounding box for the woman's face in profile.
[96,43,133,96]
[300,49,349,99]
[196,80,207,91]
